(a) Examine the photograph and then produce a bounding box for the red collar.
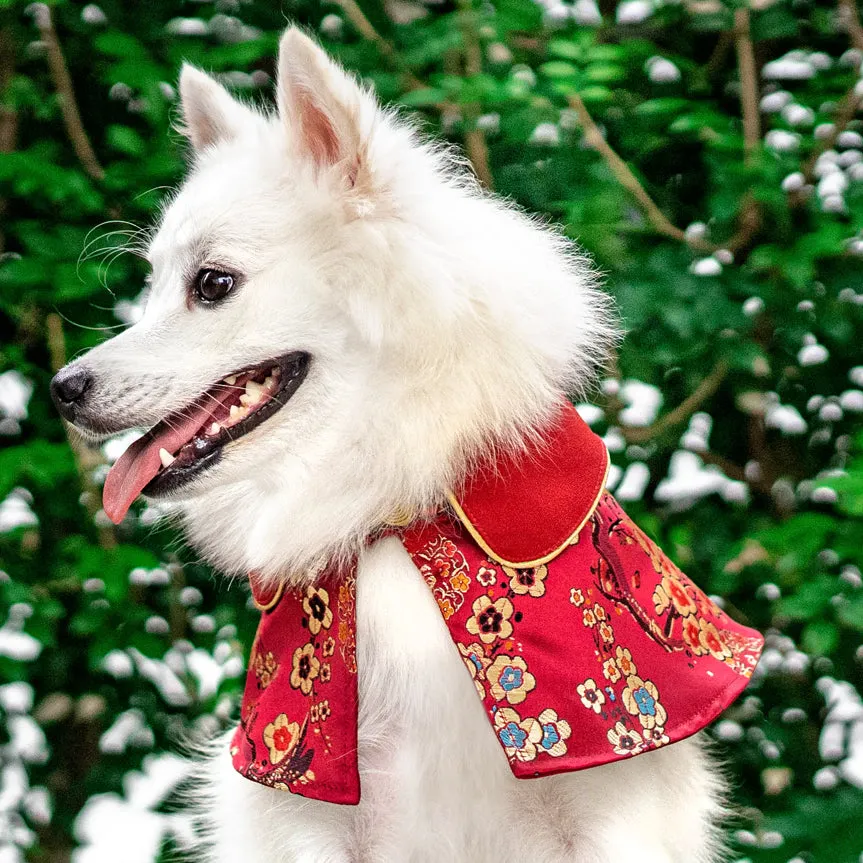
[232,403,762,804]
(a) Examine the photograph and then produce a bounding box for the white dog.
[50,28,749,863]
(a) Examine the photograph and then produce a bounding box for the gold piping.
[446,449,610,569]
[251,580,285,612]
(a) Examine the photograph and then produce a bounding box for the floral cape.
[230,403,763,804]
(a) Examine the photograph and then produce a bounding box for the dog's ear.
[178,64,256,153]
[277,28,366,185]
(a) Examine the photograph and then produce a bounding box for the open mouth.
[102,351,310,524]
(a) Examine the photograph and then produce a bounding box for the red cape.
[230,403,763,803]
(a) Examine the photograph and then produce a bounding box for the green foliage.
[1,0,862,860]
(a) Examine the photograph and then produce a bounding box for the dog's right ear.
[178,64,256,153]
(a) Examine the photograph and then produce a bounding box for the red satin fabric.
[231,405,763,803]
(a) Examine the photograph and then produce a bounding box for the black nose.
[51,366,93,419]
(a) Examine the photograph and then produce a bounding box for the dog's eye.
[195,269,235,304]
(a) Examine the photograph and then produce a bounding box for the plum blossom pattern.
[290,643,320,695]
[411,535,473,621]
[263,714,300,765]
[254,650,278,689]
[302,586,333,635]
[622,676,667,730]
[505,564,549,597]
[577,678,606,713]
[487,655,536,704]
[536,708,571,757]
[494,707,542,762]
[608,721,644,756]
[466,595,514,644]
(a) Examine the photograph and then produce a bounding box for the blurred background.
[0,0,862,860]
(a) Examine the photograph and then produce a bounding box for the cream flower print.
[608,721,644,756]
[487,655,536,705]
[644,726,670,747]
[253,650,278,689]
[569,587,585,606]
[458,642,491,682]
[593,604,607,623]
[660,573,697,617]
[697,618,732,661]
[476,565,497,587]
[602,658,621,683]
[536,708,571,757]
[582,607,597,627]
[598,621,615,644]
[622,675,667,730]
[682,615,708,655]
[653,583,671,615]
[577,678,606,713]
[302,586,333,635]
[494,707,542,762]
[505,564,549,598]
[615,646,638,678]
[263,713,300,765]
[290,642,320,695]
[466,595,514,644]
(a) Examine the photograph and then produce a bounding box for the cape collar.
[448,401,609,568]
[233,403,763,804]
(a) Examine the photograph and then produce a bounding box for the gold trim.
[251,580,285,612]
[383,504,417,527]
[446,448,610,569]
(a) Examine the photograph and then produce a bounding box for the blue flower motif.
[499,721,527,750]
[467,653,483,674]
[499,666,524,691]
[633,686,656,716]
[540,722,560,750]
[605,687,616,702]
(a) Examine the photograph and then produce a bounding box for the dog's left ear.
[178,64,259,153]
[277,28,369,191]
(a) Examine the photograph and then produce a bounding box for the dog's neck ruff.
[230,403,763,804]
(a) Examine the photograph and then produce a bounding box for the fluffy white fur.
[68,28,728,862]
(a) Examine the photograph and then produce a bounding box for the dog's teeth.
[224,375,237,386]
[263,375,276,390]
[243,380,264,404]
[159,448,175,468]
[209,422,221,435]
[230,404,240,419]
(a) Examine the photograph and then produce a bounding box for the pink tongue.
[103,401,217,524]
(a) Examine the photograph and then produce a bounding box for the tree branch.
[335,0,493,188]
[733,9,760,162]
[0,26,18,256]
[621,360,729,443]
[797,0,863,188]
[457,0,493,189]
[839,0,863,51]
[333,0,426,91]
[33,5,104,181]
[566,92,715,251]
[46,313,115,548]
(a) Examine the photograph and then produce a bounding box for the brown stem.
[622,360,729,444]
[840,0,863,51]
[0,26,17,255]
[733,9,760,163]
[567,92,715,251]
[457,0,494,189]
[333,0,426,91]
[34,5,104,181]
[46,313,115,548]
[802,75,862,184]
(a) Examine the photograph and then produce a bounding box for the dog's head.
[52,28,617,581]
